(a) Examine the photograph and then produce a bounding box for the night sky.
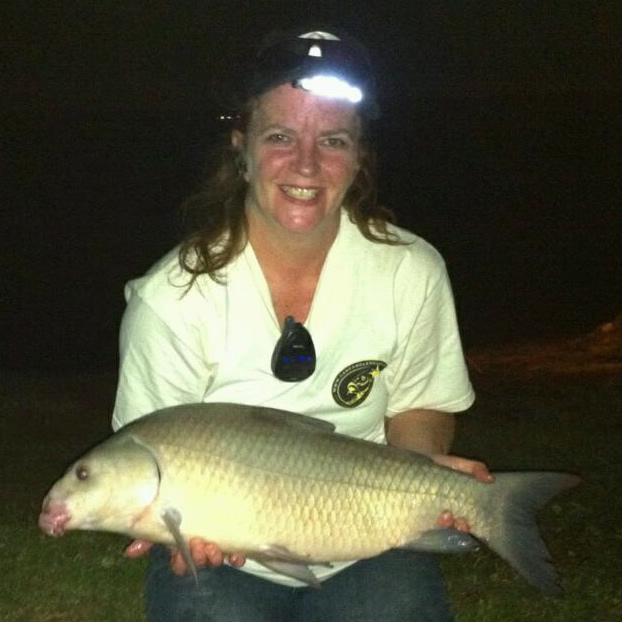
[3,1,621,371]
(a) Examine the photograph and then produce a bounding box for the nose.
[292,139,319,177]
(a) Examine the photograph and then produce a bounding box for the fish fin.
[260,544,333,568]
[161,508,198,585]
[482,472,580,598]
[252,544,330,588]
[255,559,322,588]
[402,528,480,553]
[251,406,336,433]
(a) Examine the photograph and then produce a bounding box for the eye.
[321,135,355,150]
[322,137,346,148]
[266,133,291,145]
[75,464,90,481]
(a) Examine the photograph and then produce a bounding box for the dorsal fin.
[250,406,336,434]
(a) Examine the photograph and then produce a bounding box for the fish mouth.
[38,498,71,537]
[280,185,320,201]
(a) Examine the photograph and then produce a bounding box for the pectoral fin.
[403,528,481,554]
[161,508,198,584]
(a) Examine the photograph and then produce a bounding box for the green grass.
[445,347,622,621]
[1,346,621,621]
[0,528,146,622]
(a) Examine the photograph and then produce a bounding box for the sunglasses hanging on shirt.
[271,316,316,382]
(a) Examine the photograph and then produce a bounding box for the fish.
[38,402,579,596]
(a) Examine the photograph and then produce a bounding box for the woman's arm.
[386,408,492,482]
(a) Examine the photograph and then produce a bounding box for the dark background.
[3,1,621,372]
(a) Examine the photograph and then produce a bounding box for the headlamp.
[248,29,380,119]
[294,75,363,104]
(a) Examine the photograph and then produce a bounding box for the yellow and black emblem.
[332,360,387,408]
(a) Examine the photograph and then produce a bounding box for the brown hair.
[178,98,400,284]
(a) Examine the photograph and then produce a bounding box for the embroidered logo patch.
[332,360,387,408]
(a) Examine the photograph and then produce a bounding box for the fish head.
[39,434,161,537]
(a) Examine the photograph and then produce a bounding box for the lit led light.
[296,75,363,104]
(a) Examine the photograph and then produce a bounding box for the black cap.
[246,27,380,119]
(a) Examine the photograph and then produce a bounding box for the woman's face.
[233,83,362,240]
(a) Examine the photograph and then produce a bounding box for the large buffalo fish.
[39,403,579,595]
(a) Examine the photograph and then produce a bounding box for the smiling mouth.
[281,186,320,201]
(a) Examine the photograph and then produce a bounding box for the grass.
[445,342,622,621]
[1,341,621,621]
[0,529,146,622]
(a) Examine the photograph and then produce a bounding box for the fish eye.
[75,464,90,481]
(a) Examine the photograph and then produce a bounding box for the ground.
[1,326,622,621]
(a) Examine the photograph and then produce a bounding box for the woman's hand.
[171,538,246,575]
[385,410,494,534]
[432,454,493,483]
[432,454,493,532]
[124,538,246,576]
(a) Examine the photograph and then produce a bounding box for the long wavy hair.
[178,96,400,284]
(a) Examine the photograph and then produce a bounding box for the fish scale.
[137,407,462,555]
[39,401,579,595]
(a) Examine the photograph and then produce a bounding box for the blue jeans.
[145,546,454,622]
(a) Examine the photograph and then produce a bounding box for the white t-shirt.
[112,210,475,584]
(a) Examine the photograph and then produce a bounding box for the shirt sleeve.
[111,293,214,431]
[384,251,475,417]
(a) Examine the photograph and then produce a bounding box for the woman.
[113,27,490,622]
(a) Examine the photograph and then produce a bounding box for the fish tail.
[482,471,580,597]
